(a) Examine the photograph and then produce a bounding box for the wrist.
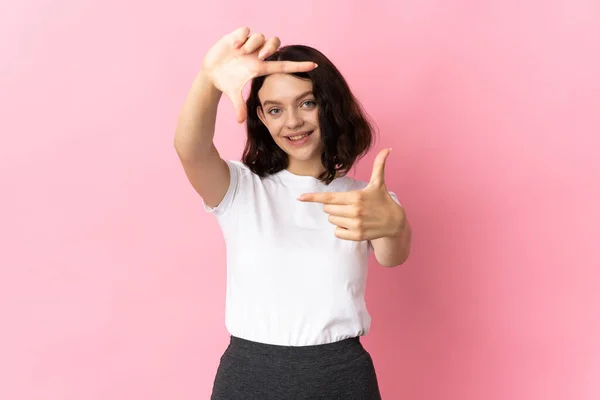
[388,203,406,237]
[196,69,222,97]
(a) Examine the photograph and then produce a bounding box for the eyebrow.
[262,91,314,107]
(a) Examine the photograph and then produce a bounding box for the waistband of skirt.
[226,335,366,364]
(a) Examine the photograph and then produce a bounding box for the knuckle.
[234,26,250,39]
[269,36,281,47]
[355,220,364,231]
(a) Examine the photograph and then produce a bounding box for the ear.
[257,106,267,126]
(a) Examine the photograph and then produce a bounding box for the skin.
[298,148,412,267]
[176,26,411,267]
[257,73,324,177]
[255,74,411,267]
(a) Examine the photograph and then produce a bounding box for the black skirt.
[210,335,382,399]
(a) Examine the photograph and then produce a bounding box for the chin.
[285,145,321,160]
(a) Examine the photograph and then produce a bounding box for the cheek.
[266,119,285,137]
[308,109,320,126]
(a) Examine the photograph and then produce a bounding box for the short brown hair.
[242,45,375,184]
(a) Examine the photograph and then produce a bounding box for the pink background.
[1,1,599,399]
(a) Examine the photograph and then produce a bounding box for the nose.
[286,110,304,130]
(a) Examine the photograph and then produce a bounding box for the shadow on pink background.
[1,1,599,399]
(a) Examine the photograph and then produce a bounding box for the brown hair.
[242,45,375,184]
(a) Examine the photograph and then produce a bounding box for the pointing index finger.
[259,61,318,75]
[297,191,354,205]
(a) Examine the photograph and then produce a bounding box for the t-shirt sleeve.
[202,160,247,216]
[388,190,402,206]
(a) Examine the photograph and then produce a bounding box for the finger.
[297,191,354,205]
[368,148,392,188]
[257,36,281,60]
[334,226,361,241]
[323,204,357,218]
[231,26,251,48]
[259,60,318,76]
[231,91,247,123]
[327,215,355,229]
[241,32,265,54]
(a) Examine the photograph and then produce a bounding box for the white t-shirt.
[203,160,400,346]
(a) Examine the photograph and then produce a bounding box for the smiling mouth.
[286,131,313,141]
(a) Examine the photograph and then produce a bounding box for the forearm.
[371,207,412,267]
[174,71,223,159]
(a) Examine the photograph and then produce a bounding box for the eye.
[267,108,281,115]
[302,100,317,108]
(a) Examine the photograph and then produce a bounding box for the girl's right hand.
[201,26,318,123]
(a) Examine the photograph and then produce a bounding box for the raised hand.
[202,27,318,123]
[297,149,405,241]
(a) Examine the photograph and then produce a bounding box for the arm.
[174,27,318,207]
[370,204,412,267]
[174,71,230,208]
[297,148,412,268]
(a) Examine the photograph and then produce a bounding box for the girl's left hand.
[297,148,405,241]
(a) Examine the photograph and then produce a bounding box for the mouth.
[285,131,313,142]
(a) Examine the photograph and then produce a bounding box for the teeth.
[289,133,309,141]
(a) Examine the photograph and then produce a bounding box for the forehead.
[258,73,313,103]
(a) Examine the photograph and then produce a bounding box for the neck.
[286,159,344,180]
[286,159,325,178]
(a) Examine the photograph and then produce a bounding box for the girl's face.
[257,74,323,171]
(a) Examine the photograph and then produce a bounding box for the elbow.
[173,134,186,156]
[377,250,410,268]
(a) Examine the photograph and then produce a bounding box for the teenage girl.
[174,26,412,400]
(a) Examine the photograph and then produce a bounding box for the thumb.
[367,148,392,188]
[231,91,247,123]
